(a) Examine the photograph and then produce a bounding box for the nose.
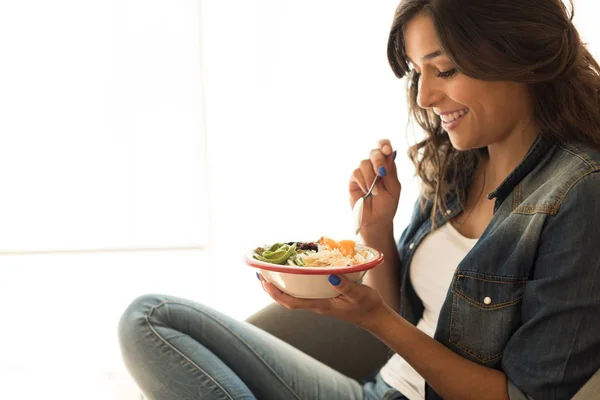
[416,73,443,109]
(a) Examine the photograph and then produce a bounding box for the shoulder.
[514,141,600,216]
[551,141,600,203]
[553,141,600,176]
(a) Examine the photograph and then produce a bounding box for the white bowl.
[244,244,384,299]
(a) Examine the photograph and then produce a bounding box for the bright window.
[0,0,209,252]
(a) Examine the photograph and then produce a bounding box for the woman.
[118,0,600,399]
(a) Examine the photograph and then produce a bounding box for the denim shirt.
[396,136,600,400]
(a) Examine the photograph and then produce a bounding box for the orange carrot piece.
[337,240,356,257]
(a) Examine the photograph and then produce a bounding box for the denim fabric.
[118,294,406,400]
[396,136,600,400]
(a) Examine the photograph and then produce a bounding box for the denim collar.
[487,134,555,203]
[432,134,555,225]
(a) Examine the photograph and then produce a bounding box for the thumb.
[388,149,398,175]
[328,274,362,301]
[380,150,401,195]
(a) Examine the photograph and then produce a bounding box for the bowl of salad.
[244,236,384,299]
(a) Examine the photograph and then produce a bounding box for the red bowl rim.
[244,244,384,275]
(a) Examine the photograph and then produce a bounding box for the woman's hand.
[349,139,401,236]
[258,273,392,331]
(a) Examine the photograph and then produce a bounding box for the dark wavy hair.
[387,0,600,222]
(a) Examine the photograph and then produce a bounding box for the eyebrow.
[422,50,442,61]
[407,49,443,66]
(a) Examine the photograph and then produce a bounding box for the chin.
[447,134,477,152]
[446,128,490,152]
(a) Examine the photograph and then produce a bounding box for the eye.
[437,68,457,78]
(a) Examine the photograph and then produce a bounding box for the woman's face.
[404,13,534,151]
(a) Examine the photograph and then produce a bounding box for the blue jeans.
[118,294,406,400]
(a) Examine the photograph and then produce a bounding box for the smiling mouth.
[440,108,469,123]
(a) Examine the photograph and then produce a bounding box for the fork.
[364,175,380,198]
[353,175,380,235]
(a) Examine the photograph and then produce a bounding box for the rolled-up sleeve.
[502,172,600,399]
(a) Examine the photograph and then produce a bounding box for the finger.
[258,274,276,296]
[327,274,364,303]
[349,167,368,198]
[377,139,393,157]
[368,149,391,195]
[257,273,270,294]
[371,145,400,197]
[386,148,398,175]
[358,158,378,196]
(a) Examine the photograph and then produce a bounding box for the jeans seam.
[558,142,598,169]
[145,301,236,400]
[149,300,304,400]
[455,273,528,285]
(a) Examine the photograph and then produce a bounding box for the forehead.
[403,13,441,64]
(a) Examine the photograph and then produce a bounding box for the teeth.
[441,108,468,123]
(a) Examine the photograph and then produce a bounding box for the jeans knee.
[118,294,166,363]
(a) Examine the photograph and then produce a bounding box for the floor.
[0,249,271,399]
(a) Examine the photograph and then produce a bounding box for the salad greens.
[253,242,316,266]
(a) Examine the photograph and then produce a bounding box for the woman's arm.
[495,172,600,399]
[361,226,401,312]
[261,274,509,400]
[366,304,509,400]
[347,139,402,311]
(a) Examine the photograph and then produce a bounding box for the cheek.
[468,107,516,144]
[451,74,474,92]
[446,80,483,110]
[460,92,500,126]
[471,82,523,122]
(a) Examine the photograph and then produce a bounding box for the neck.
[483,118,538,192]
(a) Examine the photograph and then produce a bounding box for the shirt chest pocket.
[449,272,526,365]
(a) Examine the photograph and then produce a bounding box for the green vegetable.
[287,253,306,266]
[253,244,317,266]
[269,243,282,251]
[254,243,297,265]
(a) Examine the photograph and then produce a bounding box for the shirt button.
[409,243,415,250]
[446,209,452,215]
[483,296,492,305]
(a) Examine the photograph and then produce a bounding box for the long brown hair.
[387,0,600,222]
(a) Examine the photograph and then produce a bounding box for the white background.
[0,1,598,398]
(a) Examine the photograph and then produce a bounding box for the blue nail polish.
[256,272,260,280]
[393,150,397,160]
[378,166,387,177]
[328,275,341,286]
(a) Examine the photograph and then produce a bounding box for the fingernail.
[328,275,341,286]
[393,150,397,160]
[256,272,260,281]
[378,166,387,177]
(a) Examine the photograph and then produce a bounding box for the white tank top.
[379,222,478,400]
